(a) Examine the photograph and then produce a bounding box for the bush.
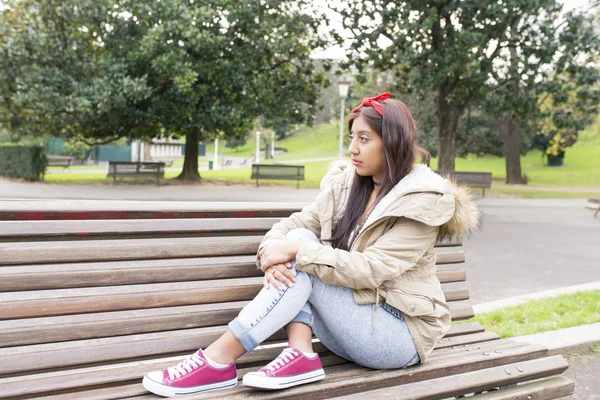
[0,145,47,181]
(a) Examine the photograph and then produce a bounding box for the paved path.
[461,198,600,304]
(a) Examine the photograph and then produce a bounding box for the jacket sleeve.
[294,217,439,289]
[255,189,327,269]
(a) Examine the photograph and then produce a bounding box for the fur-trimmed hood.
[321,162,481,240]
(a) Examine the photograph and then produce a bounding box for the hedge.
[0,144,47,181]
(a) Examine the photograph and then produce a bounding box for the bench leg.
[595,208,599,217]
[256,178,259,188]
[482,188,485,198]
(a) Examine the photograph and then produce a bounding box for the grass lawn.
[42,120,600,195]
[458,290,600,338]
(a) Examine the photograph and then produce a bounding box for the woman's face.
[348,114,385,184]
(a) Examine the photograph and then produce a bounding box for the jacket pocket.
[388,288,449,318]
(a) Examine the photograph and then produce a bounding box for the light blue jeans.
[228,228,420,369]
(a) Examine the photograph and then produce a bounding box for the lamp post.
[338,76,351,159]
[271,131,275,159]
[213,138,219,170]
[254,130,261,164]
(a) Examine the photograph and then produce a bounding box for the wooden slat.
[436,250,465,264]
[331,356,569,400]
[0,200,307,221]
[0,236,264,266]
[448,301,474,321]
[470,375,575,400]
[437,268,466,284]
[434,331,499,349]
[445,322,485,338]
[430,339,529,361]
[0,256,261,292]
[0,303,246,347]
[0,279,263,320]
[0,342,549,399]
[0,218,280,241]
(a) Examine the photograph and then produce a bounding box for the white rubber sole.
[142,375,238,397]
[242,369,326,390]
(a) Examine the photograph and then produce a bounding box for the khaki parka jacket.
[257,163,480,363]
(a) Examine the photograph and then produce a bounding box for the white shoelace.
[264,348,300,372]
[167,352,205,380]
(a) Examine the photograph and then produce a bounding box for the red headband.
[351,92,391,116]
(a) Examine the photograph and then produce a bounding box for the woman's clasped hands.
[258,240,302,291]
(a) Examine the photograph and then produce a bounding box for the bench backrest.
[251,164,305,179]
[436,171,492,188]
[47,156,74,166]
[109,161,165,174]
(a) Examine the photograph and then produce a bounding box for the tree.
[1,0,326,182]
[0,0,157,146]
[336,0,525,172]
[484,2,600,182]
[131,0,327,181]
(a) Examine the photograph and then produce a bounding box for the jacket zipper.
[397,288,437,310]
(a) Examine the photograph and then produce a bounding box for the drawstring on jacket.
[372,287,381,333]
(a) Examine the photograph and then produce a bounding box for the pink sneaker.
[142,349,237,397]
[243,347,325,390]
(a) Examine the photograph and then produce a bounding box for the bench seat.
[0,201,574,399]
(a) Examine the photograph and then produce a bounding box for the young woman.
[142,92,480,397]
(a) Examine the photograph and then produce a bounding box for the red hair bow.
[352,92,391,116]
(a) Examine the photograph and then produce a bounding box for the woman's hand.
[258,240,301,271]
[263,263,296,291]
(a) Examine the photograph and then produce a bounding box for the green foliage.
[0,0,157,144]
[337,0,525,170]
[225,136,248,153]
[483,3,600,173]
[0,0,327,180]
[63,139,91,160]
[0,145,47,181]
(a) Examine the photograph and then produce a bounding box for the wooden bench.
[47,155,76,171]
[0,201,575,399]
[108,161,166,186]
[586,197,600,217]
[251,164,305,188]
[436,171,493,197]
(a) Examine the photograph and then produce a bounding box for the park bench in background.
[436,171,493,197]
[251,164,305,188]
[0,201,574,399]
[46,155,76,172]
[107,161,165,186]
[586,197,600,217]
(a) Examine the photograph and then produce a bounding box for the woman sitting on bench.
[142,93,480,397]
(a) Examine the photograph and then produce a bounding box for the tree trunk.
[177,129,201,181]
[501,113,525,184]
[436,86,461,173]
[502,21,525,185]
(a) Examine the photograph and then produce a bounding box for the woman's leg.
[307,278,420,369]
[226,228,318,354]
[143,228,319,397]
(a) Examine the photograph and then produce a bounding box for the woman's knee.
[285,228,319,243]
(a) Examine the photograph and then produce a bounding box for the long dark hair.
[330,98,430,250]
